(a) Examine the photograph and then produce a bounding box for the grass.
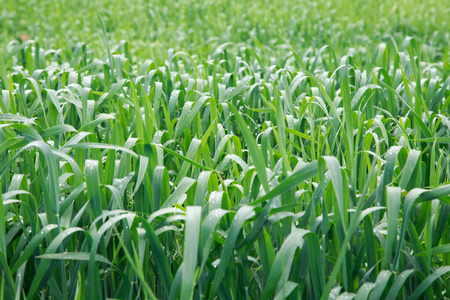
[2,0,449,62]
[1,0,450,299]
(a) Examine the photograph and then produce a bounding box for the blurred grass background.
[1,0,449,62]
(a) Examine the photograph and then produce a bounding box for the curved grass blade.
[209,206,255,299]
[409,266,450,300]
[260,229,307,300]
[229,103,269,192]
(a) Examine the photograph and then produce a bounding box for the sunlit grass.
[1,2,450,299]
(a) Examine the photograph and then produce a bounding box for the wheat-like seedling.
[1,1,450,299]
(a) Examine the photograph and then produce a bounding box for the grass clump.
[1,1,450,299]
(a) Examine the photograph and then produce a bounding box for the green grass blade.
[181,206,201,300]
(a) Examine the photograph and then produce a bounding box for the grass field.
[1,0,450,299]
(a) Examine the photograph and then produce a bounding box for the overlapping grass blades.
[0,35,450,299]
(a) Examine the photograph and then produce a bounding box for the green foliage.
[1,1,450,299]
[1,0,449,62]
